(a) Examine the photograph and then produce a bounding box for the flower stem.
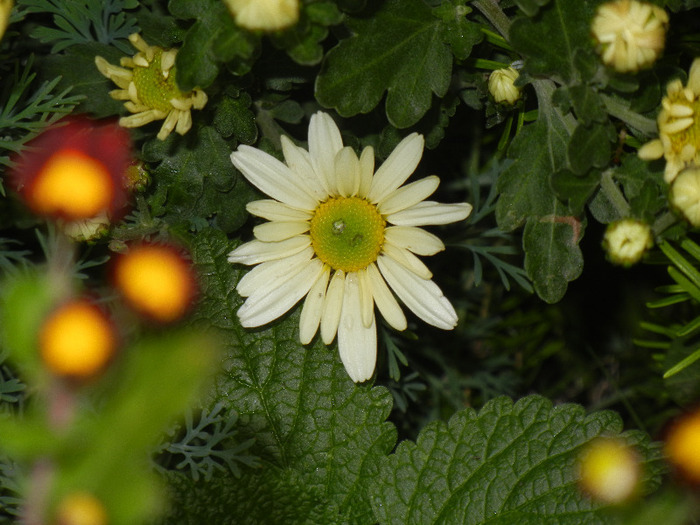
[601,94,657,136]
[652,210,679,237]
[473,0,511,40]
[600,169,631,218]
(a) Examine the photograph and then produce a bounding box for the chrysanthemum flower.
[591,0,668,73]
[639,59,700,183]
[577,437,640,504]
[223,0,299,31]
[488,67,521,105]
[112,243,197,323]
[11,118,130,222]
[602,218,653,266]
[228,112,472,382]
[40,299,117,379]
[95,34,208,141]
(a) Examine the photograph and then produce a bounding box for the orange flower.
[11,118,131,221]
[112,243,197,323]
[40,299,117,379]
[665,408,700,483]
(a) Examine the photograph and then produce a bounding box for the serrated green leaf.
[212,92,258,142]
[509,0,591,83]
[432,0,483,61]
[566,85,608,125]
[159,229,397,524]
[551,169,601,214]
[372,395,663,525]
[144,126,252,233]
[315,0,453,128]
[524,213,584,303]
[567,123,613,175]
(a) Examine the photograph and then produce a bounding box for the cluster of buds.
[591,0,668,73]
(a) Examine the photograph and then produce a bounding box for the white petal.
[299,265,331,344]
[236,247,313,297]
[366,262,407,331]
[382,242,432,280]
[358,146,375,198]
[308,112,344,196]
[357,268,374,328]
[246,199,313,221]
[253,221,309,242]
[238,258,324,327]
[321,270,345,344]
[377,255,458,330]
[335,147,361,197]
[280,135,328,199]
[231,146,318,210]
[228,236,310,265]
[387,201,472,226]
[378,175,440,215]
[383,226,445,256]
[367,133,424,204]
[338,273,377,383]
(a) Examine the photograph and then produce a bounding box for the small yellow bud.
[40,299,117,380]
[578,437,640,504]
[665,408,700,483]
[670,167,700,227]
[602,218,653,266]
[112,244,197,323]
[488,67,521,105]
[223,0,299,31]
[54,491,108,525]
[591,0,668,73]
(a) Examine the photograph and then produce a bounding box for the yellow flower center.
[132,49,183,113]
[309,196,385,272]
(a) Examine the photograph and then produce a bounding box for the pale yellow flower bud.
[670,166,700,227]
[591,0,668,73]
[577,437,641,504]
[223,0,299,31]
[602,218,653,266]
[0,1,12,42]
[488,67,521,105]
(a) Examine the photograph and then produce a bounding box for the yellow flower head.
[602,218,653,266]
[488,67,521,105]
[639,59,700,183]
[223,0,299,31]
[665,408,700,483]
[95,34,208,141]
[54,492,108,525]
[0,0,12,42]
[591,0,668,73]
[577,437,641,504]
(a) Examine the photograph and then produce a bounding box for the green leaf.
[212,91,258,142]
[316,0,455,128]
[509,0,592,83]
[551,169,601,215]
[432,0,483,61]
[567,122,614,175]
[170,0,258,90]
[143,126,253,233]
[159,229,397,524]
[514,0,552,17]
[371,395,663,525]
[523,213,585,303]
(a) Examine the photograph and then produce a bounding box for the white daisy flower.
[228,112,472,383]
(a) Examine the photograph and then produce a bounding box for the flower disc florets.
[591,0,668,73]
[639,59,700,183]
[228,112,472,383]
[95,34,207,141]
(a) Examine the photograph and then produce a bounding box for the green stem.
[473,0,511,40]
[600,94,657,136]
[652,210,679,237]
[599,169,631,217]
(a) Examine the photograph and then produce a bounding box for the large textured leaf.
[316,0,479,128]
[371,395,664,525]
[159,229,397,524]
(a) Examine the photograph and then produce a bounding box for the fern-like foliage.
[16,0,139,53]
[637,239,700,379]
[154,402,259,482]
[0,56,82,192]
